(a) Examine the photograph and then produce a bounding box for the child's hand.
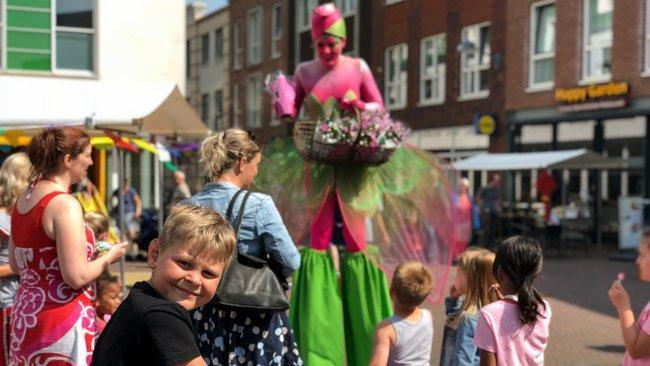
[608,280,631,312]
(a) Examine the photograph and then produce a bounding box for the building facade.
[0,0,189,208]
[187,3,230,132]
[505,0,650,238]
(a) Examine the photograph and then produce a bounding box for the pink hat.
[311,3,346,40]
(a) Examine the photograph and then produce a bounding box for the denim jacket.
[185,182,301,278]
[440,297,481,366]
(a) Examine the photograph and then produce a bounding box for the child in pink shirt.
[473,236,551,366]
[608,228,650,365]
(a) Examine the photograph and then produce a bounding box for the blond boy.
[93,204,236,366]
[370,261,434,366]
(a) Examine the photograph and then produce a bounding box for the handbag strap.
[226,189,252,236]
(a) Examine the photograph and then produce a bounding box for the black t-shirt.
[92,281,200,366]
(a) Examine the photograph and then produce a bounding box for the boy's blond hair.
[390,261,433,309]
[159,204,236,264]
[85,212,109,239]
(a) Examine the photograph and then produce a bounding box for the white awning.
[453,149,628,171]
[0,76,208,137]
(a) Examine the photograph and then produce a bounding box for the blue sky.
[187,0,228,13]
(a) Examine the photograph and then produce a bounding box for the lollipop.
[617,272,625,282]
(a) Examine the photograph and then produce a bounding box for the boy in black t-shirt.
[92,204,236,366]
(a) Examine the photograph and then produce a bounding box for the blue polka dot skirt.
[193,304,304,366]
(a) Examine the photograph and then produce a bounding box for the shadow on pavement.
[587,345,627,354]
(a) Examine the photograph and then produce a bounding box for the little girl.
[473,236,551,366]
[95,274,122,333]
[440,248,498,366]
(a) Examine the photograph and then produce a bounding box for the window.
[232,84,241,127]
[56,0,95,72]
[460,22,491,99]
[233,21,242,70]
[215,27,223,64]
[646,0,650,73]
[247,7,263,66]
[337,0,357,16]
[186,40,191,78]
[583,0,612,81]
[214,90,223,130]
[271,3,282,59]
[530,1,556,88]
[201,34,209,65]
[246,74,263,128]
[201,94,209,124]
[384,43,408,110]
[296,0,318,64]
[420,34,446,105]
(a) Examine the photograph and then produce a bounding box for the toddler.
[369,261,434,366]
[92,204,236,366]
[95,274,122,334]
[440,248,498,366]
[608,228,650,364]
[473,236,551,366]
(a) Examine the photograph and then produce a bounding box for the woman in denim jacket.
[440,248,498,366]
[187,129,302,366]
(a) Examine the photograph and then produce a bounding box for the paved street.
[111,250,647,366]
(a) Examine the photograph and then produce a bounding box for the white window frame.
[384,43,408,111]
[271,3,281,59]
[581,0,613,83]
[644,0,650,75]
[459,22,491,100]
[419,33,446,106]
[247,6,263,66]
[53,0,97,76]
[296,0,318,33]
[233,84,241,127]
[246,73,263,129]
[233,20,242,70]
[528,0,556,91]
[214,27,223,64]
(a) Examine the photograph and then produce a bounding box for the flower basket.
[293,120,353,164]
[353,146,394,165]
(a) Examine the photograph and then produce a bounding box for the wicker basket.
[293,120,395,166]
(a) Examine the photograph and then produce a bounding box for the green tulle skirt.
[290,248,392,366]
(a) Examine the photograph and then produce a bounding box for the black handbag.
[213,189,290,311]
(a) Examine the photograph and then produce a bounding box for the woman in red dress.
[9,127,126,365]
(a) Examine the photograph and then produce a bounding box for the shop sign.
[473,114,496,135]
[555,81,629,113]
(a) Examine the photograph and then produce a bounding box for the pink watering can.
[266,72,296,119]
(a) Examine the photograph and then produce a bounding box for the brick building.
[505,0,650,240]
[228,0,294,142]
[368,0,507,191]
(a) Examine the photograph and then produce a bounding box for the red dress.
[10,191,97,366]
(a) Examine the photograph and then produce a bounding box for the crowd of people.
[0,125,644,366]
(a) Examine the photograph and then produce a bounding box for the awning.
[0,76,209,137]
[453,149,628,171]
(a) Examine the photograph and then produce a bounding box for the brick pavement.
[112,252,647,366]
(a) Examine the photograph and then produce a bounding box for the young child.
[473,236,551,366]
[369,261,434,366]
[608,228,650,364]
[440,248,498,366]
[95,274,122,334]
[85,212,110,242]
[92,204,236,366]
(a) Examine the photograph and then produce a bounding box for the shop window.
[56,0,95,72]
[271,3,282,59]
[214,90,223,131]
[215,27,223,64]
[233,20,242,70]
[201,33,209,65]
[420,33,446,105]
[247,7,263,66]
[201,94,209,124]
[385,43,408,110]
[246,74,263,129]
[530,1,556,88]
[460,22,490,99]
[582,0,612,81]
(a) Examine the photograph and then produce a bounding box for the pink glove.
[341,97,365,111]
[267,74,296,118]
